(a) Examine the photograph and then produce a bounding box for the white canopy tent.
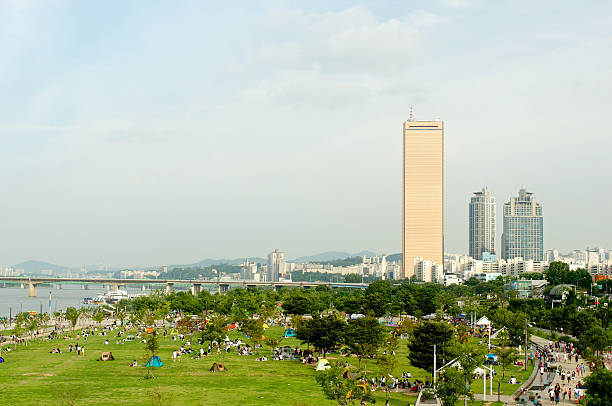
[475,316,491,326]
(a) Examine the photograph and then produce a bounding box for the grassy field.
[0,325,532,405]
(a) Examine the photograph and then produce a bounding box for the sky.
[0,0,611,267]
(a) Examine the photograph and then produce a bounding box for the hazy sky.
[1,0,611,267]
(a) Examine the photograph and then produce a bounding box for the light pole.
[433,344,436,387]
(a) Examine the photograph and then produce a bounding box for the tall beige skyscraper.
[402,118,444,278]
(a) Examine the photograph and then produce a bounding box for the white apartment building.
[498,257,549,277]
[120,269,160,279]
[291,255,401,279]
[470,272,503,283]
[0,267,17,277]
[443,273,461,286]
[240,260,258,281]
[267,249,286,282]
[414,257,443,283]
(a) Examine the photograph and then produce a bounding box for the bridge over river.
[0,276,368,297]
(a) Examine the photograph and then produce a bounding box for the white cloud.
[250,6,441,76]
[438,0,476,8]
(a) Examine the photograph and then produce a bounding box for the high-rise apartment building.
[267,249,286,282]
[501,189,543,261]
[402,118,444,278]
[469,187,496,260]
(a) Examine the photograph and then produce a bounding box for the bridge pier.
[28,282,37,298]
[165,282,174,294]
[191,283,202,295]
[219,283,229,294]
[83,284,89,290]
[142,285,146,291]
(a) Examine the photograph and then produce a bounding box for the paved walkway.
[525,335,590,405]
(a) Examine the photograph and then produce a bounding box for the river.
[0,284,172,317]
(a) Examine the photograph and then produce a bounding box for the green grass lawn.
[0,326,418,405]
[0,325,533,405]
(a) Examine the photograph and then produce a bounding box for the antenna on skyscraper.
[409,106,414,121]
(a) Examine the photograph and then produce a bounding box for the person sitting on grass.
[129,359,138,367]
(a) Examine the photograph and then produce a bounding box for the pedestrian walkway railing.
[512,341,543,404]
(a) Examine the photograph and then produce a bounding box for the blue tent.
[146,356,163,367]
[284,328,295,338]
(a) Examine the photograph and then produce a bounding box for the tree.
[545,262,571,286]
[584,368,612,406]
[451,342,482,406]
[13,312,31,348]
[343,316,385,371]
[378,335,399,404]
[580,325,611,358]
[315,362,374,406]
[64,307,81,332]
[408,321,455,373]
[241,318,265,352]
[494,346,518,378]
[296,314,345,357]
[435,368,470,406]
[145,333,159,357]
[282,294,313,316]
[200,316,227,350]
[144,332,160,379]
[92,310,105,326]
[344,274,363,283]
[265,336,282,353]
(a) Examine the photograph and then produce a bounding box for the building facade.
[414,257,443,283]
[469,187,496,259]
[267,249,286,282]
[502,189,544,261]
[402,119,444,278]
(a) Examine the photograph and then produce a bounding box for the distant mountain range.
[172,257,267,268]
[290,250,378,263]
[12,260,79,274]
[12,250,398,274]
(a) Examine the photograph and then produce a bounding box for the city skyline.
[1,1,611,266]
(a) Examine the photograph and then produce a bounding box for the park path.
[527,335,590,405]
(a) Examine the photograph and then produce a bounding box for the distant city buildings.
[502,189,544,261]
[120,269,160,279]
[414,257,442,283]
[291,255,401,280]
[240,260,259,281]
[469,187,496,259]
[267,249,286,282]
[402,118,444,278]
[0,267,17,277]
[445,252,550,281]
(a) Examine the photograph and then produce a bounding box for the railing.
[512,340,544,403]
[415,390,441,406]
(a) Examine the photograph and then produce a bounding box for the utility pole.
[524,318,528,371]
